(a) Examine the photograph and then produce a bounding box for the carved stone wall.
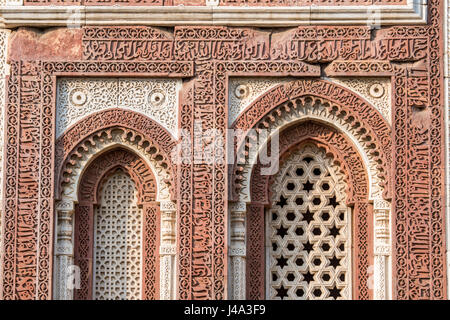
[11,0,408,5]
[0,29,9,289]
[56,78,181,138]
[0,0,447,300]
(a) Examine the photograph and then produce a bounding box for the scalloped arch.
[231,79,392,202]
[55,108,177,202]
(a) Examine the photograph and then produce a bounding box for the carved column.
[54,200,75,300]
[229,201,247,300]
[373,199,391,300]
[159,200,177,300]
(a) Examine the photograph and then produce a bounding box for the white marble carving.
[56,78,181,139]
[229,201,247,300]
[373,199,391,300]
[228,77,290,125]
[330,77,392,125]
[268,145,351,300]
[159,200,177,300]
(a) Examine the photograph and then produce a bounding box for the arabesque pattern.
[0,0,446,299]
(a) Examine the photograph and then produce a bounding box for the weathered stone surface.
[8,28,82,61]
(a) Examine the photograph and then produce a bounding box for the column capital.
[373,199,390,211]
[56,199,75,213]
[160,200,176,213]
[229,247,246,257]
[229,201,247,214]
[160,245,176,256]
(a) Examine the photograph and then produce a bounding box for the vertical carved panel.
[74,205,94,300]
[246,204,265,300]
[0,29,10,288]
[142,204,159,300]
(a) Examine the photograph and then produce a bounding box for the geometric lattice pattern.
[93,169,142,300]
[268,145,351,300]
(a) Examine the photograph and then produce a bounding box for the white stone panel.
[330,77,392,125]
[228,77,290,125]
[268,145,351,300]
[56,77,181,139]
[93,169,142,300]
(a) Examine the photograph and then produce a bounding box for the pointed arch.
[229,79,391,301]
[55,108,177,202]
[231,79,392,202]
[73,148,160,300]
[246,121,372,300]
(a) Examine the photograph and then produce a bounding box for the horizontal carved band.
[0,3,427,28]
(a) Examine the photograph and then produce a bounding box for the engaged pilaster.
[159,200,177,300]
[373,199,391,300]
[54,200,75,300]
[229,201,247,300]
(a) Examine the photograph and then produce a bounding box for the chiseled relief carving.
[230,80,392,299]
[0,29,10,284]
[228,77,290,125]
[236,97,384,203]
[329,77,392,125]
[56,78,181,139]
[2,0,23,5]
[328,77,392,299]
[159,200,177,300]
[60,129,172,203]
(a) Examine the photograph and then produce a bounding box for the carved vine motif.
[74,148,159,300]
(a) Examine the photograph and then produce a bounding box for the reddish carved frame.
[74,148,160,300]
[2,4,447,300]
[246,121,372,300]
[1,60,192,300]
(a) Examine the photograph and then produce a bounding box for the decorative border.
[1,12,447,299]
[0,3,427,28]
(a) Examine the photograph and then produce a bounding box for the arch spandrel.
[230,79,392,202]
